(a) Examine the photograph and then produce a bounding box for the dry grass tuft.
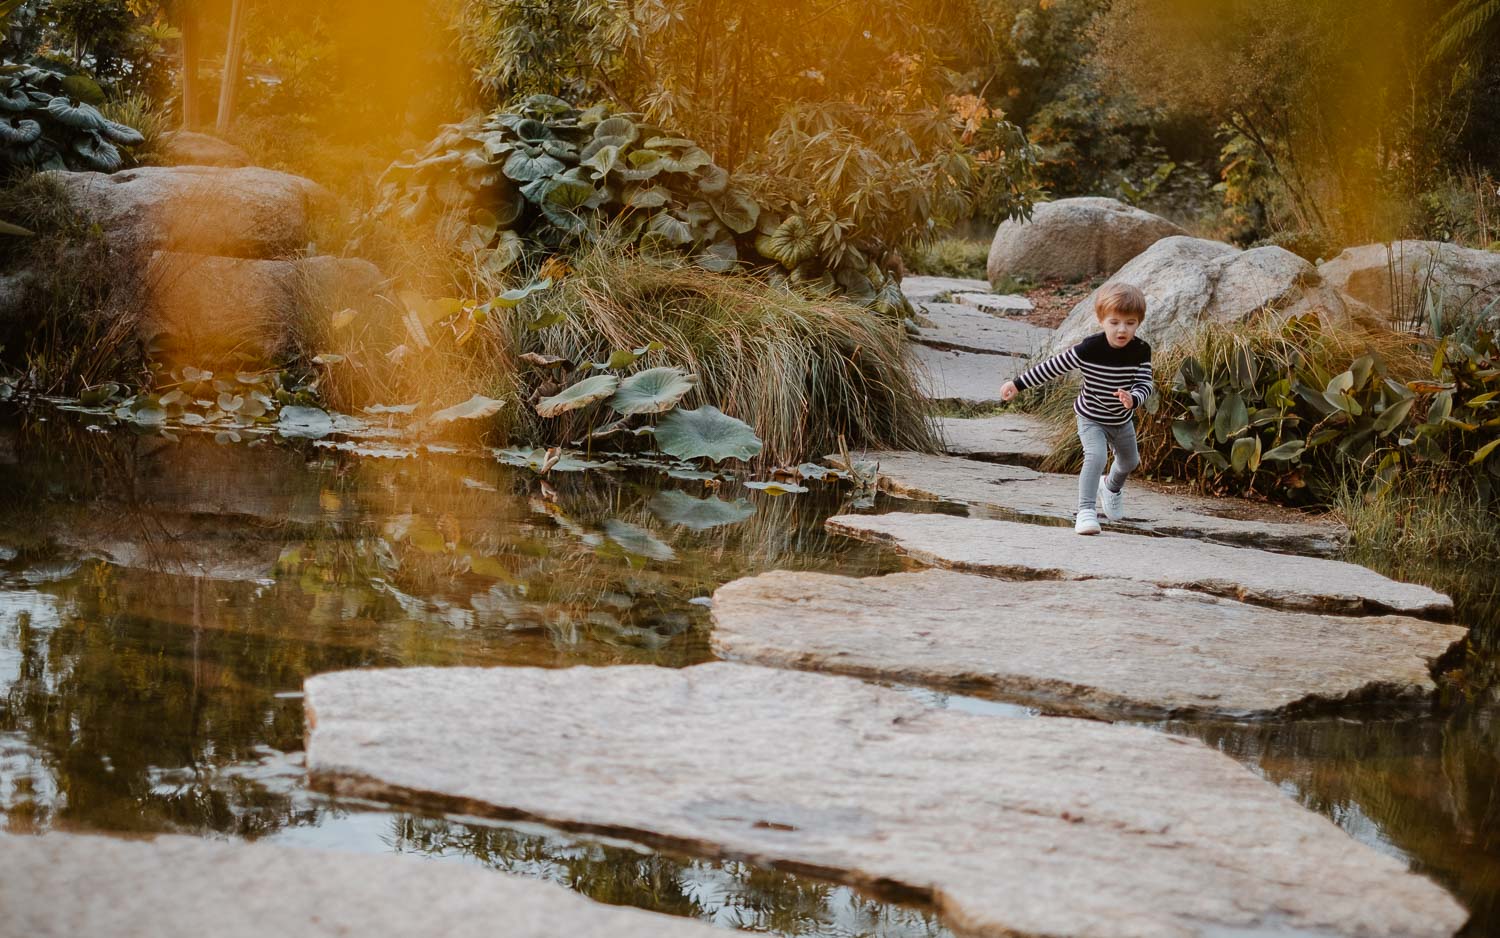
[497,238,939,465]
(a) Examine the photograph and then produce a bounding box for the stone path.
[953,292,1033,314]
[911,303,1052,356]
[912,345,1022,404]
[0,832,723,938]
[899,275,991,304]
[827,512,1452,618]
[303,663,1467,938]
[711,569,1467,718]
[937,415,1054,466]
[845,449,1345,555]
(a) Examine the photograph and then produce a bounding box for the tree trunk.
[215,0,245,134]
[180,5,201,128]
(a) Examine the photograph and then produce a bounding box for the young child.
[999,283,1152,535]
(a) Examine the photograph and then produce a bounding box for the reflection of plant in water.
[387,814,951,938]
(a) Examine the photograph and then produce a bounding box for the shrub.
[1157,315,1500,503]
[905,238,989,280]
[0,64,144,172]
[375,95,914,315]
[498,236,939,465]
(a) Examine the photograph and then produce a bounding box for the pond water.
[0,406,1496,937]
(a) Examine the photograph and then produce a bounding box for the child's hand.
[1114,388,1134,409]
[1000,380,1018,402]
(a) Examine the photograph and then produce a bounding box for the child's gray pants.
[1076,414,1140,511]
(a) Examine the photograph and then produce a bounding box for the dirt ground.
[1017,276,1104,329]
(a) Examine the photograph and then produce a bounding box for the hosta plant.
[375,95,910,315]
[0,64,143,172]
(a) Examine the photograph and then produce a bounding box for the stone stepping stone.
[1,831,724,938]
[912,303,1052,356]
[841,450,1345,555]
[954,291,1033,314]
[826,512,1453,618]
[711,569,1467,718]
[303,663,1467,938]
[911,345,1022,404]
[937,415,1054,466]
[900,274,991,303]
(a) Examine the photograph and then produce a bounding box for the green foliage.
[905,237,989,280]
[497,236,938,465]
[457,1,1041,235]
[376,95,913,312]
[0,62,144,171]
[1163,316,1500,503]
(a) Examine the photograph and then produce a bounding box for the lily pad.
[494,447,619,473]
[603,519,677,562]
[654,406,763,463]
[428,394,505,425]
[277,406,335,439]
[537,374,620,418]
[649,490,754,531]
[745,480,809,495]
[611,366,698,415]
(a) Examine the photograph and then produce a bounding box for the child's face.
[1099,312,1142,348]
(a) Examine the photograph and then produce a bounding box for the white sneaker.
[1098,479,1124,520]
[1074,508,1101,535]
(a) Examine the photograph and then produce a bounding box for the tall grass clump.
[500,238,939,465]
[905,237,991,280]
[0,173,146,393]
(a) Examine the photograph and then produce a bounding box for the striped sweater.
[1013,333,1153,426]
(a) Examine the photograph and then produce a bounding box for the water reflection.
[8,407,1500,935]
[0,410,937,937]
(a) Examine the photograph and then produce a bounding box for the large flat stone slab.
[911,345,1023,404]
[845,450,1344,555]
[711,569,1467,718]
[0,832,724,938]
[304,663,1468,938]
[827,513,1453,619]
[912,303,1052,355]
[938,415,1055,466]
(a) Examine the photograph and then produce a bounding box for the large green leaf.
[612,367,698,415]
[697,164,730,194]
[488,277,553,309]
[1230,435,1261,474]
[626,185,670,209]
[582,144,621,175]
[648,491,753,531]
[1212,391,1250,443]
[655,406,762,463]
[428,394,505,425]
[503,149,565,182]
[710,187,760,234]
[696,239,738,273]
[755,216,816,267]
[546,171,595,209]
[645,212,693,246]
[536,374,620,417]
[1262,439,1306,462]
[592,116,639,148]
